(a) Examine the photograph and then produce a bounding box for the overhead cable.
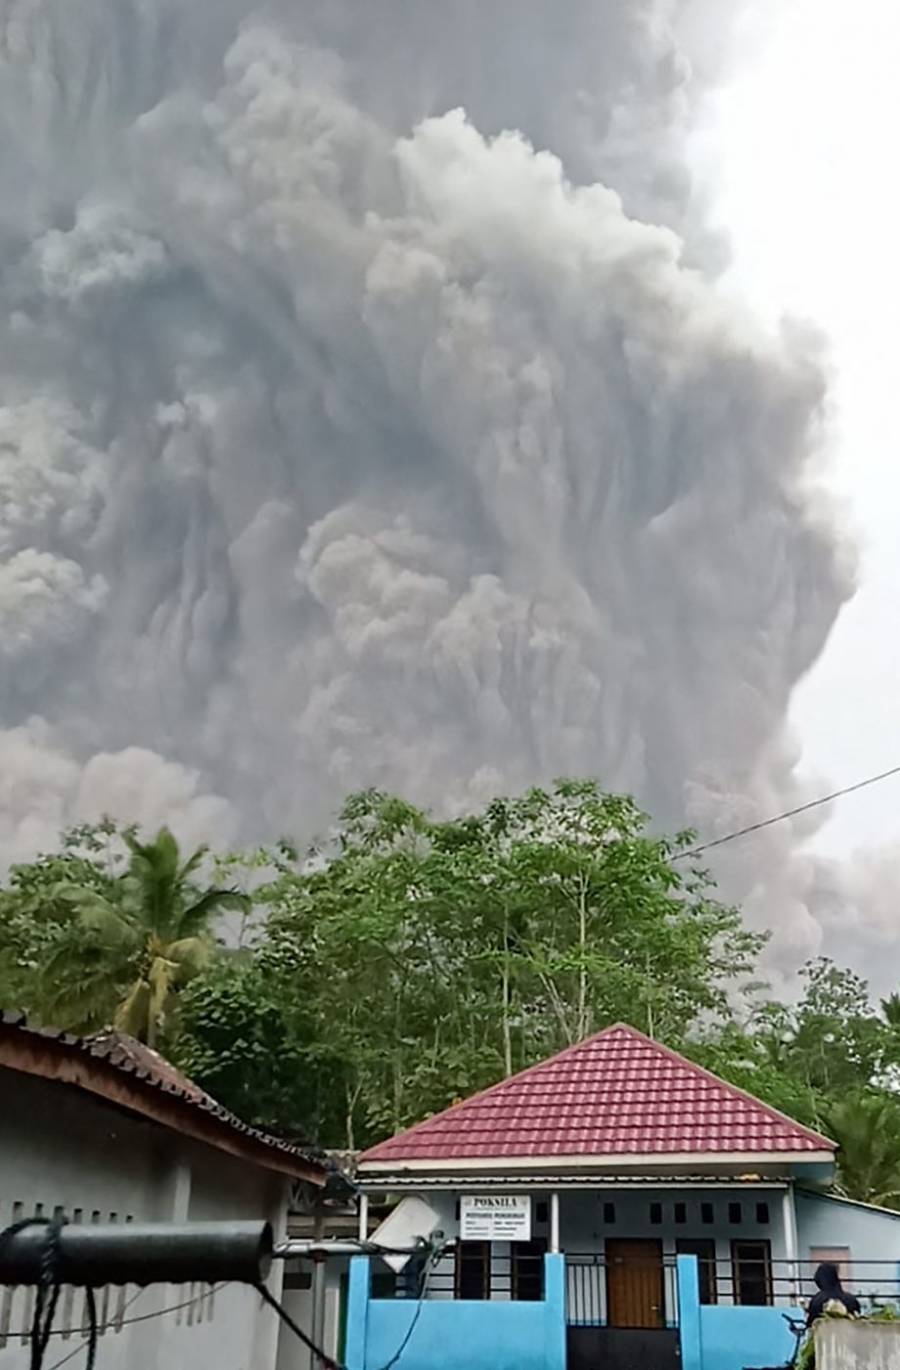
[679,763,900,859]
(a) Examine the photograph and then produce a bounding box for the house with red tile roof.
[346,1025,900,1370]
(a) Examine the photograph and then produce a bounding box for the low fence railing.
[564,1253,900,1326]
[566,1253,678,1327]
[371,1247,900,1318]
[372,1247,548,1302]
[696,1258,900,1311]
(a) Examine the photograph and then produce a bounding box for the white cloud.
[0,550,108,674]
[0,721,236,872]
[0,0,863,975]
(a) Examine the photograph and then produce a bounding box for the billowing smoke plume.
[0,2,859,971]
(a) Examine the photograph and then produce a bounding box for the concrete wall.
[381,1184,792,1319]
[817,1319,900,1370]
[0,1065,292,1370]
[677,1255,805,1370]
[561,1186,792,1321]
[345,1254,566,1370]
[276,1261,346,1370]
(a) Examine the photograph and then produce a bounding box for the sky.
[702,0,900,858]
[0,0,895,987]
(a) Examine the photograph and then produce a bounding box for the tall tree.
[0,822,125,1011]
[825,1093,900,1210]
[38,827,247,1045]
[179,782,764,1148]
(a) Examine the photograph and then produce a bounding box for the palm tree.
[825,1093,900,1210]
[881,994,900,1030]
[40,828,248,1046]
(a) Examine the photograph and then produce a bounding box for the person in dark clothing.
[806,1263,862,1327]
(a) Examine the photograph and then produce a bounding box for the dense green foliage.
[0,823,247,1045]
[2,780,899,1203]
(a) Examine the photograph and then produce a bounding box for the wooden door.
[606,1240,664,1329]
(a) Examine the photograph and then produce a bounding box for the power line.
[680,762,900,860]
[44,1285,227,1370]
[255,1283,342,1370]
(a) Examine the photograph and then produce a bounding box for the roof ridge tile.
[360,1023,835,1166]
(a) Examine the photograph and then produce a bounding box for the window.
[756,1203,770,1225]
[455,1242,491,1300]
[283,1261,313,1292]
[536,1202,549,1225]
[676,1239,717,1305]
[674,1203,687,1225]
[732,1240,772,1306]
[398,1256,426,1299]
[512,1239,547,1301]
[649,1203,663,1226]
[701,1203,715,1226]
[371,1271,398,1299]
[809,1248,851,1285]
[728,1202,742,1225]
[603,1203,617,1225]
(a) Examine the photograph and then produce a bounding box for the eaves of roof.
[0,1011,326,1185]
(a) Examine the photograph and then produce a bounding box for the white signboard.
[460,1195,532,1242]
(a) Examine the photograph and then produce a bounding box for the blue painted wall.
[677,1255,805,1370]
[345,1254,566,1370]
[698,1304,806,1370]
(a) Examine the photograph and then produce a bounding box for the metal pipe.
[277,1242,370,1258]
[273,1238,435,1254]
[782,1185,800,1300]
[310,1260,327,1370]
[0,1221,273,1288]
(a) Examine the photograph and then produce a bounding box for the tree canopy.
[1,824,247,1045]
[2,780,899,1204]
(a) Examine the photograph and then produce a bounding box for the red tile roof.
[360,1024,834,1166]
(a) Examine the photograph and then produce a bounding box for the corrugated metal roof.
[360,1024,834,1166]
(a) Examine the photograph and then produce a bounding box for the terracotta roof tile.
[360,1024,834,1165]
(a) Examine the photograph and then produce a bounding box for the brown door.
[606,1240,664,1329]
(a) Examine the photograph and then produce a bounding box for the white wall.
[817,1319,900,1370]
[0,1066,292,1370]
[276,1261,347,1370]
[797,1192,900,1306]
[373,1185,792,1318]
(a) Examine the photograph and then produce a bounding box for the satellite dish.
[369,1196,442,1274]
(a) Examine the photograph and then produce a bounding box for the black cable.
[255,1282,343,1370]
[369,1272,428,1370]
[677,762,900,860]
[256,1243,442,1370]
[34,1216,65,1370]
[44,1284,228,1370]
[0,1216,98,1370]
[82,1288,97,1370]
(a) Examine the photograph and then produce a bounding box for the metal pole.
[310,1258,327,1370]
[550,1193,560,1254]
[358,1194,369,1244]
[782,1186,800,1302]
[276,1240,431,1259]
